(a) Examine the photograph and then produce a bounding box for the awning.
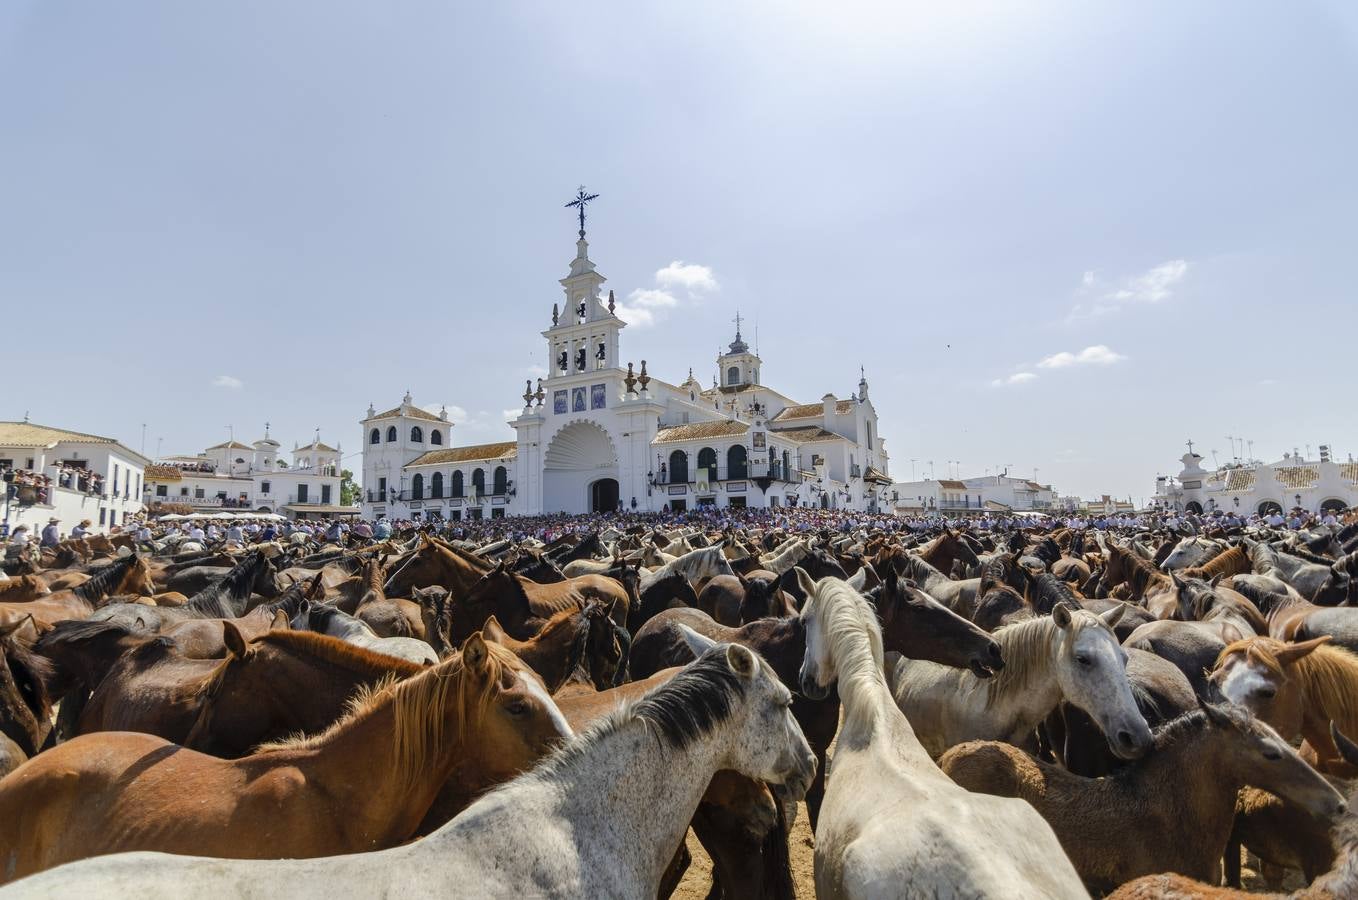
[283,505,362,516]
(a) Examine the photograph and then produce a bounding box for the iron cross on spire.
[732,310,743,337]
[1186,439,1196,455]
[565,186,600,238]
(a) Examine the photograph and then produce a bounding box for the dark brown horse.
[0,617,52,776]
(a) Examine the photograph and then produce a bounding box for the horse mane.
[74,554,139,602]
[1149,707,1221,754]
[1109,542,1165,596]
[1027,573,1079,615]
[1283,545,1338,566]
[255,639,521,791]
[814,577,885,734]
[183,551,265,617]
[1182,545,1248,580]
[249,629,423,679]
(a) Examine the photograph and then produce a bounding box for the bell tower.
[542,188,624,382]
[716,311,760,388]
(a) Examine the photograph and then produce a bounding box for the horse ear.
[1331,722,1358,768]
[1276,635,1331,666]
[793,566,816,599]
[1099,602,1128,629]
[481,616,507,645]
[223,621,248,659]
[846,568,867,592]
[1198,696,1235,729]
[1171,572,1186,590]
[675,622,718,657]
[270,610,289,631]
[1209,573,1224,588]
[0,614,34,641]
[1052,602,1073,629]
[461,632,489,670]
[726,642,757,679]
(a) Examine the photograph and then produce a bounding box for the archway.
[590,478,619,513]
[1320,498,1347,514]
[1184,501,1203,514]
[543,420,619,514]
[1258,500,1283,516]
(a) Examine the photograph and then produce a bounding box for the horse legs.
[691,797,794,900]
[657,840,690,899]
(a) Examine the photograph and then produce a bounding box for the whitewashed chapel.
[359,198,890,520]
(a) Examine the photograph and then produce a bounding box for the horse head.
[1050,602,1152,761]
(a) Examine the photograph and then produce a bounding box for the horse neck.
[984,618,1064,715]
[269,670,467,843]
[1131,723,1242,832]
[1291,649,1358,726]
[829,621,893,746]
[447,716,727,891]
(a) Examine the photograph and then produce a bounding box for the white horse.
[638,541,733,593]
[304,602,437,665]
[795,572,1088,900]
[5,643,816,900]
[889,602,1152,760]
[758,536,810,575]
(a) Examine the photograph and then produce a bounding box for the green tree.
[340,469,360,506]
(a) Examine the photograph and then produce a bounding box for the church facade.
[359,222,890,521]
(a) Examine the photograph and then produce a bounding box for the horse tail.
[762,795,795,900]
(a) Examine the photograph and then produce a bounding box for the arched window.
[668,450,689,484]
[451,470,464,498]
[369,428,380,445]
[727,445,748,479]
[431,472,444,499]
[697,447,717,481]
[472,468,486,496]
[430,430,442,445]
[411,473,424,500]
[493,466,508,495]
[727,366,740,385]
[386,426,397,442]
[410,426,423,443]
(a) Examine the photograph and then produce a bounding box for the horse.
[352,557,425,639]
[1160,536,1226,572]
[1211,634,1358,775]
[889,602,1152,760]
[86,550,271,633]
[0,633,571,883]
[940,702,1345,893]
[795,573,1087,900]
[1102,540,1185,619]
[0,617,52,777]
[1251,541,1337,601]
[303,602,438,665]
[629,567,699,631]
[0,575,51,604]
[697,573,793,626]
[444,561,628,646]
[895,553,982,618]
[480,602,626,692]
[6,643,815,900]
[638,542,735,594]
[0,554,154,631]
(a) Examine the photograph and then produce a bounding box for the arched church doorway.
[590,478,619,513]
[542,420,619,514]
[1258,500,1283,516]
[1184,501,1203,514]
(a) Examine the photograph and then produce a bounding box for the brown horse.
[1109,723,1358,900]
[481,601,626,692]
[0,633,570,882]
[0,554,154,631]
[0,575,51,603]
[697,574,794,626]
[941,701,1345,893]
[352,556,425,639]
[0,617,52,777]
[1211,634,1358,775]
[1182,544,1251,581]
[444,559,629,646]
[1103,540,1184,619]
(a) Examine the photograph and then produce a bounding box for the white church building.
[359,211,890,520]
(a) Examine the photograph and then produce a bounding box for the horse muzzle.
[798,674,830,701]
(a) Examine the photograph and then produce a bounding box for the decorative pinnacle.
[565,186,599,239]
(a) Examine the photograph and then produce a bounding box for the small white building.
[1154,446,1358,516]
[1,420,147,535]
[144,428,347,520]
[890,474,1057,517]
[359,219,891,521]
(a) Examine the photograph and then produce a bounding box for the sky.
[3,1,1356,503]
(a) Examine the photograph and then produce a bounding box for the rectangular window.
[469,507,483,520]
[297,484,309,504]
[450,509,462,521]
[99,508,106,525]
[261,481,271,495]
[378,477,387,494]
[113,464,119,496]
[490,507,504,519]
[179,487,188,496]
[321,485,332,504]
[155,485,167,497]
[194,488,205,499]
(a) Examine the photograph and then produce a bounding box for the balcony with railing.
[653,463,803,487]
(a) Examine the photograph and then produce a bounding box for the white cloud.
[1037,345,1126,369]
[1071,259,1188,319]
[525,364,547,378]
[211,375,243,389]
[655,261,718,294]
[501,408,523,422]
[616,261,720,329]
[990,372,1037,387]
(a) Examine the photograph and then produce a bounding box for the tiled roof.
[771,399,857,421]
[938,479,967,490]
[0,421,119,447]
[1273,466,1320,489]
[367,405,443,422]
[1225,469,1257,492]
[652,421,750,444]
[206,441,253,451]
[407,442,518,466]
[1341,463,1358,483]
[863,466,892,484]
[144,465,183,481]
[771,426,844,443]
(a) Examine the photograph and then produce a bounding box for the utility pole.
[141,424,147,456]
[910,459,917,481]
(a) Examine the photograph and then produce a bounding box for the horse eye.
[506,701,527,716]
[1255,687,1276,700]
[1263,748,1283,761]
[1076,655,1092,667]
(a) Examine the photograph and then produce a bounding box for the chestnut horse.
[0,554,153,631]
[0,633,571,882]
